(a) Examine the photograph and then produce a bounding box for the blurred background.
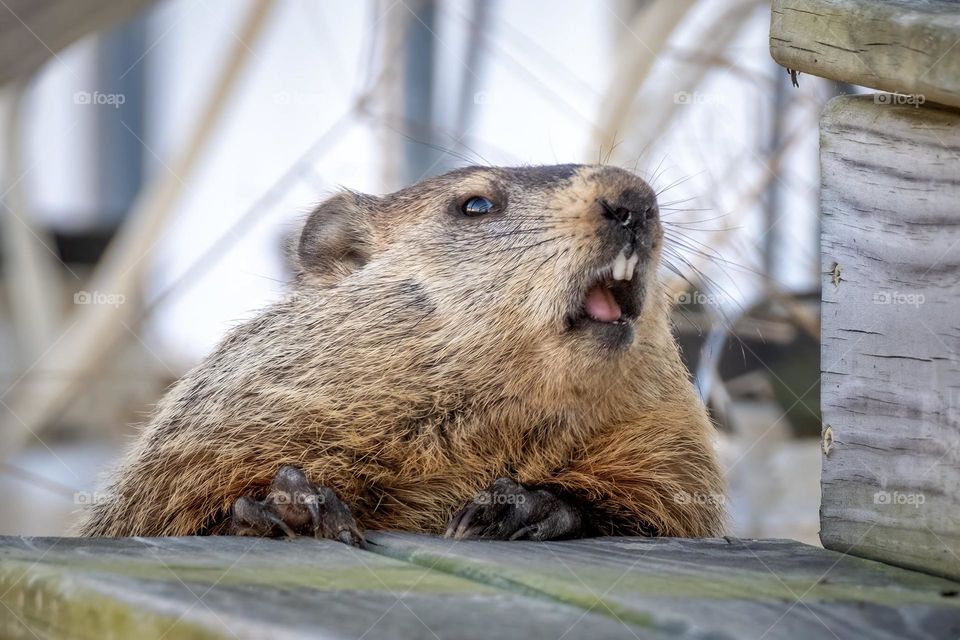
[0,0,846,542]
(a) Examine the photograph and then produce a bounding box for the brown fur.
[77,164,725,538]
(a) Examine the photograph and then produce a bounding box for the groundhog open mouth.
[567,245,643,332]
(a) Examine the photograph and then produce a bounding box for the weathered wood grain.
[0,0,158,85]
[0,536,642,640]
[4,534,960,639]
[371,533,960,640]
[770,0,960,109]
[820,95,960,580]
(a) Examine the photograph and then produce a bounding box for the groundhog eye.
[461,196,495,217]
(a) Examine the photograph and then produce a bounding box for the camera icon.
[673,91,691,105]
[873,491,891,505]
[474,91,493,105]
[74,291,92,305]
[74,91,91,105]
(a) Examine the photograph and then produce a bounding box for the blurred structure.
[0,0,841,542]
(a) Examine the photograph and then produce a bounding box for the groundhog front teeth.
[625,253,639,279]
[612,246,636,281]
[612,247,628,280]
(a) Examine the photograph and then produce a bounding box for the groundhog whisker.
[409,137,483,167]
[503,217,571,226]
[661,213,732,226]
[599,139,627,167]
[654,173,701,199]
[659,205,714,213]
[658,196,701,209]
[661,248,713,290]
[477,235,575,256]
[383,124,493,168]
[661,275,705,333]
[665,253,756,292]
[646,153,669,182]
[522,206,584,220]
[663,223,732,233]
[485,227,556,240]
[476,246,555,299]
[520,247,568,296]
[663,248,743,293]
[662,243,714,271]
[663,232,726,264]
[661,257,692,285]
[664,248,747,314]
[660,210,715,219]
[663,232,759,278]
[454,140,496,167]
[663,239,726,268]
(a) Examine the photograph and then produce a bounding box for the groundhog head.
[296,165,665,360]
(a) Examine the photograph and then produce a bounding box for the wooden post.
[770,0,960,110]
[770,0,960,582]
[820,95,960,580]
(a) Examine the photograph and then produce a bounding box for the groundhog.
[77,164,725,545]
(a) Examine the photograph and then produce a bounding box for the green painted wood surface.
[2,534,960,639]
[371,533,960,640]
[0,536,644,640]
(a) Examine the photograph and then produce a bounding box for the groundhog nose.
[598,194,658,238]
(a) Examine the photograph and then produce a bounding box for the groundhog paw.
[230,465,365,547]
[444,477,585,541]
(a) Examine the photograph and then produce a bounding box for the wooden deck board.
[0,536,644,640]
[371,533,960,640]
[2,534,960,639]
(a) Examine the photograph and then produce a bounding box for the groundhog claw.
[230,465,365,547]
[445,477,585,541]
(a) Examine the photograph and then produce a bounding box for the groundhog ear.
[297,191,376,279]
